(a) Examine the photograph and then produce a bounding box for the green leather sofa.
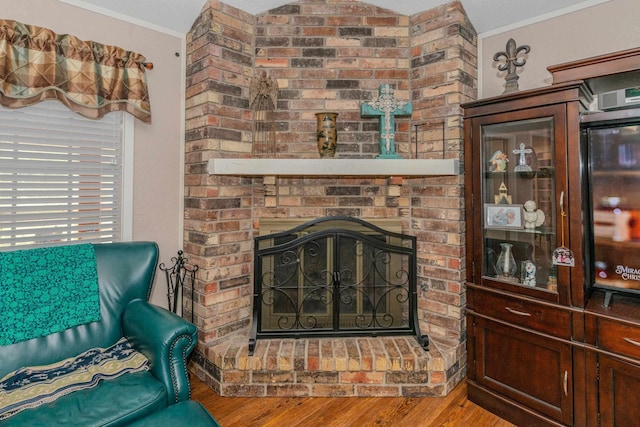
[0,242,210,426]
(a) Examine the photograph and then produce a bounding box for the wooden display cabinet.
[463,81,590,426]
[463,48,640,427]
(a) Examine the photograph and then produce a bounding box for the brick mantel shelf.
[207,158,460,177]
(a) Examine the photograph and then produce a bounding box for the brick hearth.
[190,336,462,397]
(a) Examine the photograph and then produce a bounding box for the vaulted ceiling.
[58,0,606,36]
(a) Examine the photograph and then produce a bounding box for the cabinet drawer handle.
[563,370,568,397]
[505,307,531,317]
[623,337,640,347]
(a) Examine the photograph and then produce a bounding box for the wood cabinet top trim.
[461,80,589,117]
[548,47,640,84]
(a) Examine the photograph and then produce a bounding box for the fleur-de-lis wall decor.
[493,38,531,94]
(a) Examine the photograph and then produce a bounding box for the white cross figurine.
[513,143,532,172]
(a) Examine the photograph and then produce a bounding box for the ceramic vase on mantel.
[315,112,338,158]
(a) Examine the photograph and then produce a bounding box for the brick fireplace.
[184,0,477,397]
[250,216,426,350]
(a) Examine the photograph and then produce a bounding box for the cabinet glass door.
[481,117,557,295]
[586,122,640,294]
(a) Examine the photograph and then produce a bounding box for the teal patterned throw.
[0,244,101,346]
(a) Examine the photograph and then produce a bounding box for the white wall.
[480,0,640,98]
[4,0,186,307]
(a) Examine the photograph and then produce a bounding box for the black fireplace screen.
[249,216,428,354]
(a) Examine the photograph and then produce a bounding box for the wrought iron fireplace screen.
[249,216,428,354]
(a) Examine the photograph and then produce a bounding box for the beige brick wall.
[185,1,256,347]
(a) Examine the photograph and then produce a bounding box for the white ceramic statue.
[523,200,545,229]
[522,260,537,286]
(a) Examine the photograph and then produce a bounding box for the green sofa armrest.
[122,299,197,405]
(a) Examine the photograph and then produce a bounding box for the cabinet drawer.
[472,289,572,339]
[598,317,640,360]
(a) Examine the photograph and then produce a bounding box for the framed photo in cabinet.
[484,204,524,229]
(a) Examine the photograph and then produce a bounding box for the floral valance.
[0,19,151,123]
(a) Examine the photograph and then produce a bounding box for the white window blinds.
[0,101,123,250]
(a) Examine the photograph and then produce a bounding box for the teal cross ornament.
[361,84,412,159]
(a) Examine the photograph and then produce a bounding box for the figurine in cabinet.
[494,182,513,204]
[523,200,545,229]
[521,260,537,286]
[489,150,509,172]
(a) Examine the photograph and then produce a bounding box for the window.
[0,101,132,250]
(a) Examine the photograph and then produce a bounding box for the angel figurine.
[523,200,545,229]
[249,70,279,157]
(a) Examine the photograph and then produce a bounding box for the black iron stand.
[159,250,199,323]
[412,120,445,159]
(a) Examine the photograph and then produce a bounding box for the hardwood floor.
[191,376,515,427]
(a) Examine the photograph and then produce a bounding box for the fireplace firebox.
[249,216,428,354]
